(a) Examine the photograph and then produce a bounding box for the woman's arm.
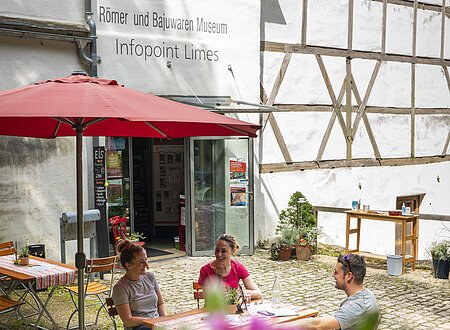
[116,303,148,328]
[242,275,263,299]
[156,289,167,316]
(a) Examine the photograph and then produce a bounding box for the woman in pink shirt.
[198,234,262,299]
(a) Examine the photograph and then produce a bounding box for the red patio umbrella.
[0,73,260,328]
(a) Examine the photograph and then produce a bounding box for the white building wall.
[0,2,89,261]
[0,0,448,261]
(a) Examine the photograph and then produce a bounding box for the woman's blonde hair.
[217,234,240,254]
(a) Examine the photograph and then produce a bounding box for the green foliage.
[429,240,450,260]
[276,191,316,233]
[19,245,29,257]
[279,228,298,247]
[128,232,146,241]
[225,288,240,305]
[297,226,320,248]
[269,243,282,260]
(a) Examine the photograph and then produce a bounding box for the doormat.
[145,247,173,258]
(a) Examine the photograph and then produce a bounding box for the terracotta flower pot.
[295,245,311,261]
[278,247,293,261]
[19,256,30,266]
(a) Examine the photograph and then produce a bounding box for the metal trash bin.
[28,244,45,259]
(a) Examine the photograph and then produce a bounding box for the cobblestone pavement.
[1,250,449,329]
[148,250,450,330]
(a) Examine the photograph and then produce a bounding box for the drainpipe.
[83,0,97,77]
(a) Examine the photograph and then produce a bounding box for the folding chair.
[109,216,145,247]
[65,255,118,329]
[109,216,128,242]
[0,241,16,257]
[0,241,16,295]
[193,282,204,309]
[0,295,23,325]
[105,297,118,330]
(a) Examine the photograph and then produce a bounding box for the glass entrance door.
[188,137,253,256]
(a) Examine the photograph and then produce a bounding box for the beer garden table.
[0,254,77,329]
[345,210,419,274]
[143,303,319,329]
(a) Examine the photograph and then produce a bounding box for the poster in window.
[107,151,122,178]
[159,153,166,164]
[168,167,181,183]
[164,202,173,213]
[156,201,162,212]
[107,137,126,151]
[230,158,247,181]
[167,153,174,164]
[160,166,166,176]
[230,185,247,207]
[107,178,123,206]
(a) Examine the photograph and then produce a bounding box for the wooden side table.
[345,210,419,274]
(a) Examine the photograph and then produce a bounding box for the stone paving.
[148,250,450,330]
[1,250,449,329]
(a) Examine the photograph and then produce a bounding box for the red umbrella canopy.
[0,74,260,139]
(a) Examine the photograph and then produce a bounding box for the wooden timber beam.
[260,155,450,173]
[261,42,450,66]
[264,52,293,164]
[443,131,450,156]
[213,105,449,114]
[270,104,449,114]
[370,0,450,16]
[316,78,347,161]
[350,74,382,159]
[444,66,450,92]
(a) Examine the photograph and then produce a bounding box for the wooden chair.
[65,255,118,329]
[0,241,16,295]
[108,216,145,247]
[0,241,15,257]
[193,282,204,309]
[105,298,118,330]
[0,295,23,324]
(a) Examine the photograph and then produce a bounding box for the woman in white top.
[112,240,166,330]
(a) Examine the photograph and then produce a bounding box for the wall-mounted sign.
[95,0,260,99]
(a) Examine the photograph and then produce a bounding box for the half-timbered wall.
[258,0,449,258]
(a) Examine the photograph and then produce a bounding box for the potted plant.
[275,191,319,260]
[17,246,30,266]
[295,227,319,261]
[128,232,145,243]
[275,228,297,261]
[429,240,450,279]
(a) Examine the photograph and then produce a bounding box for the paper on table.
[27,264,57,272]
[247,303,299,317]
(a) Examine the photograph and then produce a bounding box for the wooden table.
[345,210,419,273]
[143,304,319,329]
[0,255,76,329]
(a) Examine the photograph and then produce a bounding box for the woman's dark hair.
[116,239,145,268]
[217,234,240,255]
[337,254,366,284]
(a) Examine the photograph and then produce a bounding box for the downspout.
[79,0,97,77]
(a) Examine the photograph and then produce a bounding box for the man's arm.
[284,315,340,330]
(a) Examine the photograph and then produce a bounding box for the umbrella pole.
[75,126,86,329]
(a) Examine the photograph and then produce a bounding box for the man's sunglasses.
[343,253,352,273]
